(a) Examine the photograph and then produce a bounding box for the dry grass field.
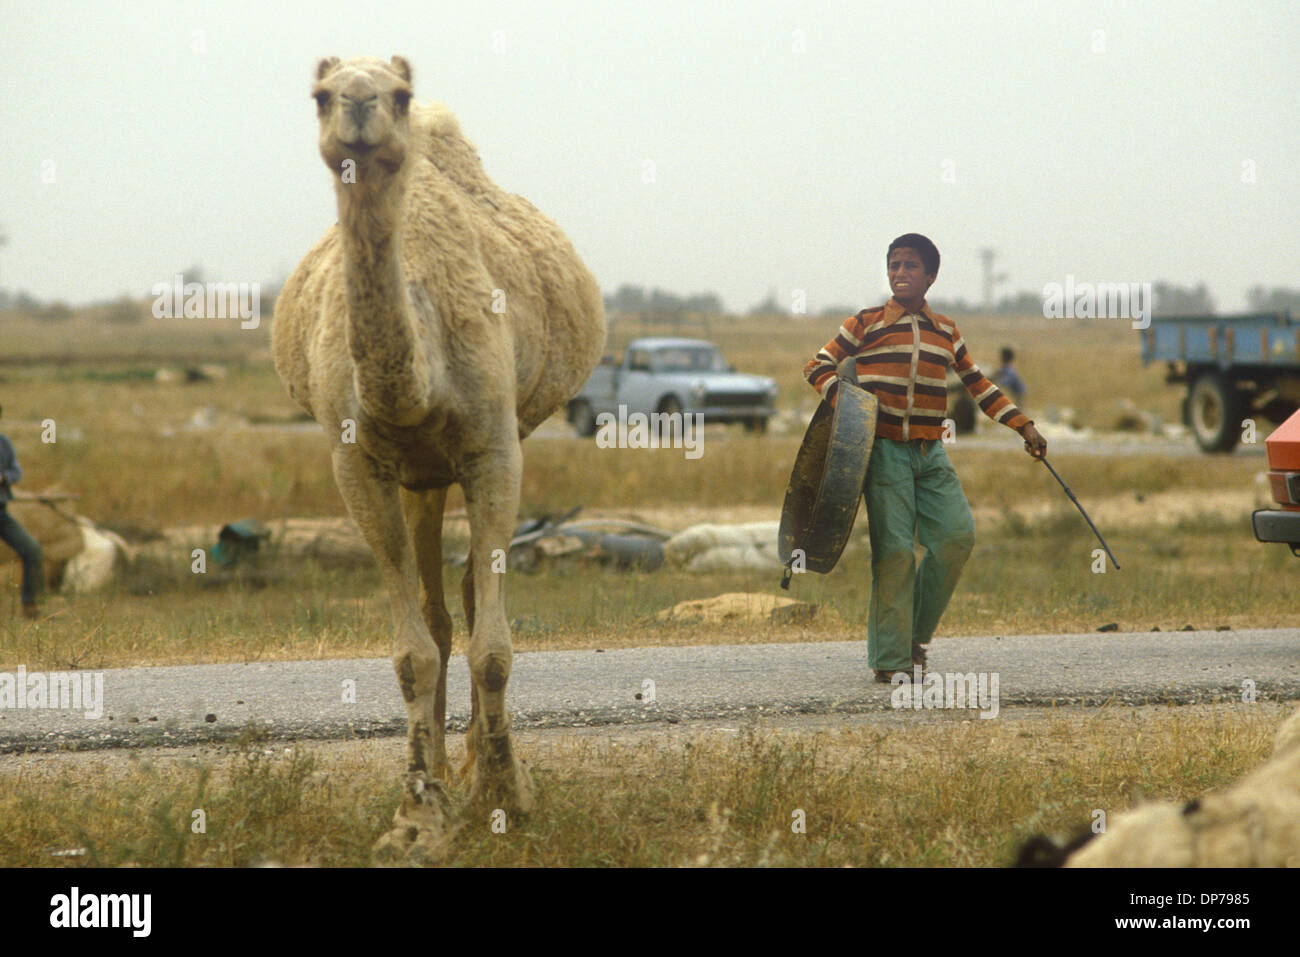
[0,702,1287,867]
[0,308,1290,668]
[0,306,1293,868]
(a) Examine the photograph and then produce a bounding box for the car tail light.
[1267,470,1300,508]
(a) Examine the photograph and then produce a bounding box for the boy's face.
[887,247,936,302]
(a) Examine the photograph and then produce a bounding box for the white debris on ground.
[139,517,374,568]
[62,521,130,593]
[0,511,383,596]
[663,521,783,572]
[767,407,811,436]
[0,497,129,595]
[1034,420,1095,442]
[1035,401,1193,442]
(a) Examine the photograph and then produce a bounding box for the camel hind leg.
[328,446,453,861]
[459,442,534,816]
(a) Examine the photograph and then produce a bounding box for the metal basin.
[778,379,878,578]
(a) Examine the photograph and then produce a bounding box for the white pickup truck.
[567,337,778,436]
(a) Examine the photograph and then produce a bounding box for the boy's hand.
[1021,423,1047,458]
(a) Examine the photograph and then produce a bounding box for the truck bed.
[1141,312,1300,369]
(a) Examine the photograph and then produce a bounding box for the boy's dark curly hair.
[887,233,940,276]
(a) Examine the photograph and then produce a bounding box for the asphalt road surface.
[1,628,1296,753]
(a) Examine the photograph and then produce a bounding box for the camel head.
[312,56,414,181]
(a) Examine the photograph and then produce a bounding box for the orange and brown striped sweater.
[803,298,1031,442]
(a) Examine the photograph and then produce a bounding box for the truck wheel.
[1188,372,1244,453]
[658,395,683,416]
[1260,397,1298,425]
[949,392,977,434]
[571,400,597,437]
[743,416,769,434]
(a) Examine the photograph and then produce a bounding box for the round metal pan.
[778,379,878,577]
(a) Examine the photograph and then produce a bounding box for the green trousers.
[864,438,975,671]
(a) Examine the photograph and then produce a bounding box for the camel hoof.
[372,772,456,865]
[468,754,535,817]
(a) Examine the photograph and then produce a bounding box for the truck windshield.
[652,348,727,372]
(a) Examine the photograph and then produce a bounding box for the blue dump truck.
[1141,312,1300,452]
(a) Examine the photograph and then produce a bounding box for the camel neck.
[335,178,439,427]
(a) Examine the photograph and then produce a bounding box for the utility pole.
[979,247,1007,312]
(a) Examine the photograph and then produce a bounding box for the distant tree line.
[603,284,723,316]
[1247,286,1300,313]
[3,280,1298,322]
[0,264,280,323]
[1152,282,1215,315]
[929,282,1221,317]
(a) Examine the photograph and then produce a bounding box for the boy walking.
[803,234,1046,681]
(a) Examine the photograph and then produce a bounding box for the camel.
[1017,705,1300,867]
[272,55,605,860]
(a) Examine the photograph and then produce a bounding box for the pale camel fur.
[1061,705,1300,867]
[272,55,605,861]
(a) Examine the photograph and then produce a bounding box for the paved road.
[1,629,1296,753]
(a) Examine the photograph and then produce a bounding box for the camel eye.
[314,91,331,111]
[393,90,411,111]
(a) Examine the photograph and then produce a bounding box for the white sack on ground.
[664,521,782,572]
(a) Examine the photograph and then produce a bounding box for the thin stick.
[1039,457,1121,571]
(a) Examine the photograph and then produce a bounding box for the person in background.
[0,404,44,618]
[992,347,1027,407]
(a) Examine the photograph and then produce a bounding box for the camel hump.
[412,100,463,139]
[411,101,498,195]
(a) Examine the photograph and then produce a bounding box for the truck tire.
[658,395,683,416]
[571,400,597,438]
[949,391,977,434]
[1260,397,1298,425]
[743,416,769,434]
[1188,372,1244,453]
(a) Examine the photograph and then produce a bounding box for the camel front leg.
[328,446,453,861]
[460,442,534,816]
[400,485,454,782]
[457,560,480,782]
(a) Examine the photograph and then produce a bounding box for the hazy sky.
[2,0,1297,313]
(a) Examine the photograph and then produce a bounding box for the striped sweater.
[804,298,1031,442]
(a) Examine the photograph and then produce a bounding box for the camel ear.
[390,56,412,83]
[316,57,340,81]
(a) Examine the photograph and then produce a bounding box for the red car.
[1252,409,1300,555]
